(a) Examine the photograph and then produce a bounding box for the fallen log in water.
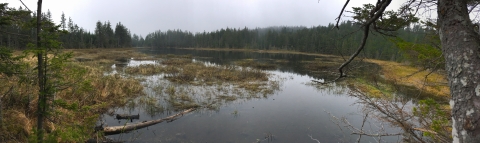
[115,114,139,120]
[103,108,196,135]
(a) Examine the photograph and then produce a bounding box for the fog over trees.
[6,0,480,142]
[139,22,426,61]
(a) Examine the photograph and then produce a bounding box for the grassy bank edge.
[180,47,449,99]
[1,48,146,142]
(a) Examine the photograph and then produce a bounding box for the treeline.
[0,4,133,49]
[139,21,426,60]
[57,14,133,48]
[1,4,427,61]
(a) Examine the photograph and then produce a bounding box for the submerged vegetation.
[125,55,270,84]
[122,54,281,111]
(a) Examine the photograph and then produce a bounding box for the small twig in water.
[308,134,321,143]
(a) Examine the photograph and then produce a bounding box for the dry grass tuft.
[365,59,449,98]
[125,64,165,75]
[161,58,192,65]
[124,55,270,86]
[0,110,31,142]
[1,48,145,142]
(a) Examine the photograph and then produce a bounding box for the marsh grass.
[152,84,165,94]
[160,58,192,65]
[1,49,282,142]
[65,48,152,71]
[183,47,447,97]
[146,75,281,111]
[299,55,449,102]
[218,95,237,101]
[124,64,165,75]
[0,50,145,142]
[236,59,277,70]
[160,85,201,110]
[193,65,268,83]
[124,55,270,85]
[72,51,279,120]
[66,48,150,61]
[365,59,449,98]
[138,96,164,116]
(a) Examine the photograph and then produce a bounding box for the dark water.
[144,48,336,80]
[102,48,400,143]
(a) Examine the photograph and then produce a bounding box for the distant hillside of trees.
[0,5,132,49]
[1,4,428,61]
[138,21,427,61]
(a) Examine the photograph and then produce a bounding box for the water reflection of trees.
[143,48,340,79]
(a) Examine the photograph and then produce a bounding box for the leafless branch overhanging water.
[335,0,392,81]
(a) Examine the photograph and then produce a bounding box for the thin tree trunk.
[36,0,44,142]
[437,0,480,142]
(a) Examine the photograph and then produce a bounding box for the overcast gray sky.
[3,0,406,36]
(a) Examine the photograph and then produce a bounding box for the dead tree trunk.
[103,108,195,135]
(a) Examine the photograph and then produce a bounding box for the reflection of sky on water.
[101,50,400,143]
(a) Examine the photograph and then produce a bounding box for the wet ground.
[101,48,400,142]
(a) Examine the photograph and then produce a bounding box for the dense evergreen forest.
[138,21,427,60]
[0,5,132,49]
[1,4,429,61]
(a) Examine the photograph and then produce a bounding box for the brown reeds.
[124,56,270,85]
[0,49,145,142]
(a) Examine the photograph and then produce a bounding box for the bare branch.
[308,135,321,143]
[357,113,369,143]
[18,0,31,12]
[335,0,351,29]
[351,132,402,137]
[335,24,370,80]
[336,0,392,80]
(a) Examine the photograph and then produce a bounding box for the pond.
[101,48,400,143]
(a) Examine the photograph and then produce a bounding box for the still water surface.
[103,48,399,142]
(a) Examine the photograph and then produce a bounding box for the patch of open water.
[101,49,400,142]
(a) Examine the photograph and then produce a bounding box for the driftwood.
[115,114,139,120]
[103,108,196,135]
